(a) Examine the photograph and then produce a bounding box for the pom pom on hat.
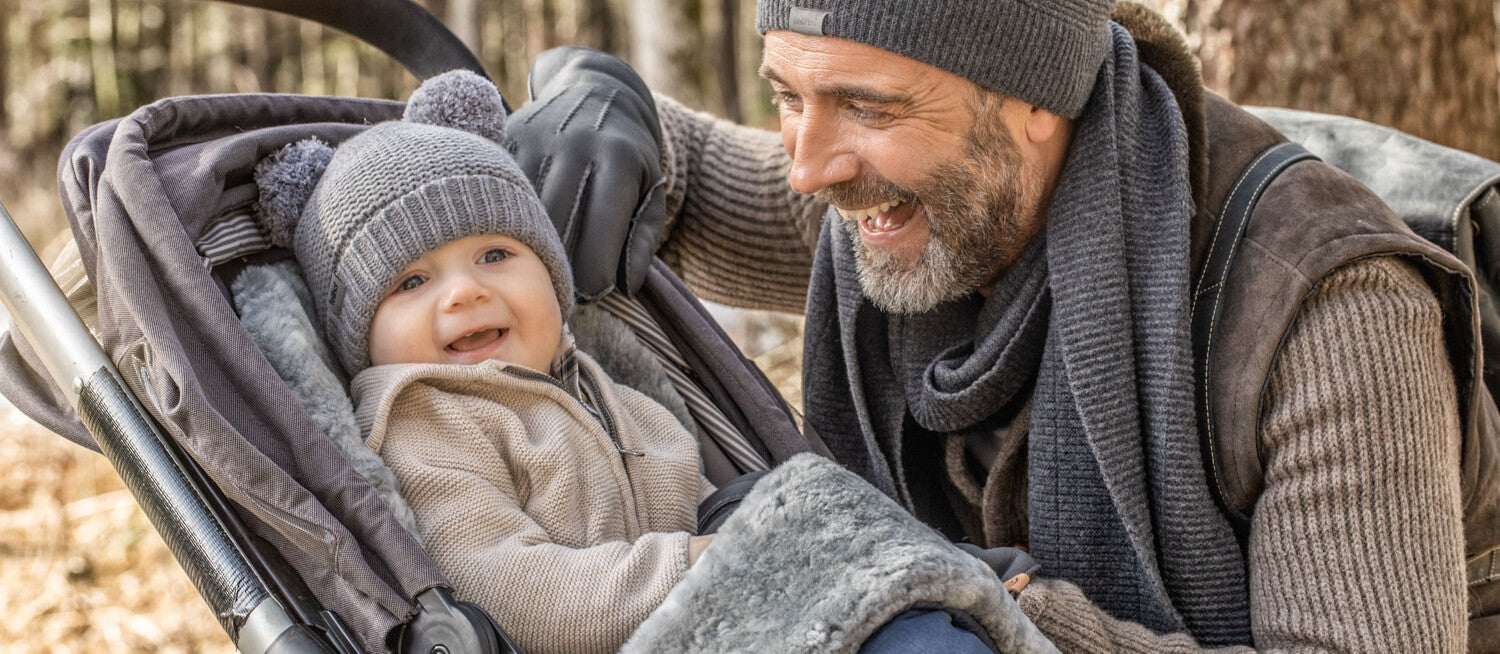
[403,70,507,143]
[253,137,335,248]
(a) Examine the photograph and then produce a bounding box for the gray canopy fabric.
[2,93,441,651]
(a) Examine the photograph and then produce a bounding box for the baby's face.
[369,234,563,371]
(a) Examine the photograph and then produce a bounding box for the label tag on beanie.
[328,281,345,314]
[789,7,829,36]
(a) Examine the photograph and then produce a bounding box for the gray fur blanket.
[623,454,1057,654]
[232,261,424,539]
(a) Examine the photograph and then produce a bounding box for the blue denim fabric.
[858,609,994,654]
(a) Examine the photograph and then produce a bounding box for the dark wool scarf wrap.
[802,24,1251,645]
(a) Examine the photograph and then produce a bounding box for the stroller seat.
[228,252,775,540]
[0,89,811,653]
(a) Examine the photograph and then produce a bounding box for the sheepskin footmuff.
[623,454,1057,654]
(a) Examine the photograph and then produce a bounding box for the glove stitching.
[522,91,564,125]
[623,177,667,294]
[557,88,594,135]
[593,89,620,131]
[533,155,554,194]
[564,161,595,256]
[623,188,642,294]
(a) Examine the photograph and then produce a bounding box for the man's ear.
[1025,106,1065,145]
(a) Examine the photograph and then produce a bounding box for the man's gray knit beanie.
[252,70,573,375]
[755,0,1114,119]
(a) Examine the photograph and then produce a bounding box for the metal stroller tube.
[0,202,335,654]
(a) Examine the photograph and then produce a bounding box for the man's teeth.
[836,198,904,222]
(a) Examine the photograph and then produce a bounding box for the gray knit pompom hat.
[755,0,1114,119]
[253,70,573,375]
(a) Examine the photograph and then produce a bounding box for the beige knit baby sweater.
[652,97,1468,652]
[352,353,705,654]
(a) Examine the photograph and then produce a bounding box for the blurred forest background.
[0,0,1497,651]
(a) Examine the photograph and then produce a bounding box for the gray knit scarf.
[802,24,1250,645]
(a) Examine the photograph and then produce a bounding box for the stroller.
[0,1,814,652]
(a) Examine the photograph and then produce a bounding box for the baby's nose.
[441,276,490,308]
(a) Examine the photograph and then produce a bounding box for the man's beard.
[817,107,1043,315]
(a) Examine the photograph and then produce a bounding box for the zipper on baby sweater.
[503,363,649,535]
[501,365,644,458]
[579,369,645,458]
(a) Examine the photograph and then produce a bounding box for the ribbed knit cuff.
[756,0,1112,118]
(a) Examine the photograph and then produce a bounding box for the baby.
[253,71,712,654]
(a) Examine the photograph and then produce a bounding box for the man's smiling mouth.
[836,198,914,234]
[447,328,505,353]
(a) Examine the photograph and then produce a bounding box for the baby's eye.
[480,248,509,264]
[396,275,426,292]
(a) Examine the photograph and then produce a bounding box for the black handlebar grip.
[212,0,494,95]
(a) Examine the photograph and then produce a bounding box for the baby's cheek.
[368,299,429,366]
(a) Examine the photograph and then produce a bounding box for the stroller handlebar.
[0,203,337,652]
[212,0,502,107]
[0,202,109,408]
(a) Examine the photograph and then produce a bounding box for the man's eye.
[396,275,425,292]
[849,105,889,122]
[480,248,509,264]
[773,91,802,111]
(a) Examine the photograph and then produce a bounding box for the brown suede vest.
[1194,94,1500,647]
[1108,5,1500,644]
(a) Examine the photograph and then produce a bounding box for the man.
[506,1,1474,651]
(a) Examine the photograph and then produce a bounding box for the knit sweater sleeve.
[653,94,828,313]
[1016,256,1468,653]
[378,390,692,654]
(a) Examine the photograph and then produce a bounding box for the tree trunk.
[715,0,741,122]
[0,0,9,127]
[522,0,558,58]
[258,13,282,91]
[577,0,615,53]
[630,0,702,106]
[491,0,530,101]
[738,0,774,128]
[85,0,119,117]
[1143,0,1500,159]
[299,21,327,96]
[447,0,481,57]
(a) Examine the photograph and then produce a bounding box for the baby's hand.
[688,535,715,566]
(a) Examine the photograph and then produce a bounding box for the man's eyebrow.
[757,65,910,105]
[758,64,784,85]
[823,84,908,106]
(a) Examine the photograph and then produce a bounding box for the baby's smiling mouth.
[447,328,505,353]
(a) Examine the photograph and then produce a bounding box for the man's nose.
[787,114,859,195]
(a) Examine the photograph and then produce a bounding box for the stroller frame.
[0,202,329,654]
[0,1,630,652]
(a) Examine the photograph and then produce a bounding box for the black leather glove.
[955,543,1040,596]
[696,471,770,535]
[506,46,667,301]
